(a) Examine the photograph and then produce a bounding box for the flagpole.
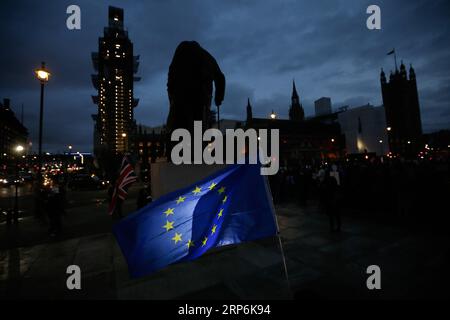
[263,175,292,293]
[394,50,398,71]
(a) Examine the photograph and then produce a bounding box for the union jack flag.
[108,156,138,215]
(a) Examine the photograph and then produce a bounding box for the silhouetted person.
[137,184,153,209]
[319,172,341,232]
[166,41,225,156]
[45,186,65,237]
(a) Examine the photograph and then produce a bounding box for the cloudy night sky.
[0,0,449,153]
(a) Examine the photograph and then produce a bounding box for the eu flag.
[113,164,277,278]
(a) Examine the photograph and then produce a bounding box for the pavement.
[1,185,449,300]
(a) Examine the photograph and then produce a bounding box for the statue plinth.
[151,162,226,199]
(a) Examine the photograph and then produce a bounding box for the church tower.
[289,80,305,121]
[380,61,422,157]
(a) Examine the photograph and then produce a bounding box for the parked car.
[0,175,8,187]
[19,172,34,182]
[68,174,108,190]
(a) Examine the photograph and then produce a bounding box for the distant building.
[337,104,389,155]
[380,62,422,157]
[314,97,332,117]
[245,93,343,166]
[91,6,140,157]
[0,98,28,160]
[135,124,167,180]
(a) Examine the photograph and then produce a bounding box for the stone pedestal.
[150,162,227,199]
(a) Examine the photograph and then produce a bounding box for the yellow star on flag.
[192,186,202,195]
[222,195,228,203]
[218,186,225,194]
[211,224,217,234]
[208,182,217,190]
[162,220,174,232]
[187,239,195,248]
[202,237,208,246]
[164,208,174,216]
[176,196,185,204]
[217,209,223,219]
[172,233,182,244]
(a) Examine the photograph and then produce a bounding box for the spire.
[400,60,407,79]
[409,63,416,80]
[289,81,304,121]
[292,79,299,100]
[246,98,253,123]
[380,68,386,84]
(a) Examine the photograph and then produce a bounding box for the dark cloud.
[0,0,449,152]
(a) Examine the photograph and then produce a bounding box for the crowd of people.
[269,157,450,231]
[10,156,449,237]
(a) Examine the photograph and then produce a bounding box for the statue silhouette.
[166,41,225,134]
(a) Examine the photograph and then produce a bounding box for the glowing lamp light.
[386,127,392,131]
[122,133,127,137]
[270,110,276,119]
[15,145,24,153]
[34,63,51,82]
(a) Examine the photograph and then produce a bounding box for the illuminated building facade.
[92,6,140,156]
[337,104,389,156]
[0,98,28,163]
[245,96,343,166]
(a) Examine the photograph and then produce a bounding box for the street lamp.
[34,62,51,185]
[65,145,73,177]
[11,145,24,224]
[379,140,384,157]
[270,110,277,119]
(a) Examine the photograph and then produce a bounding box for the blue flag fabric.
[113,164,277,278]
